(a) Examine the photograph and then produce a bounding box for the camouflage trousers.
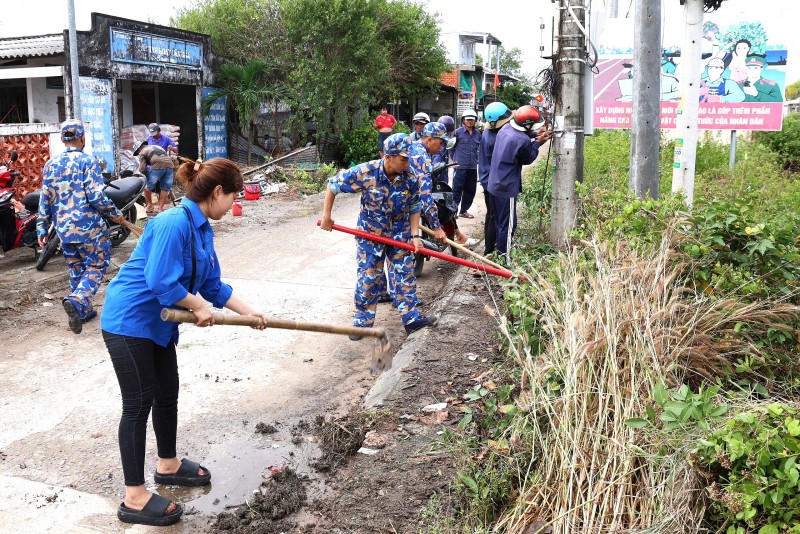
[61,236,111,319]
[354,241,420,328]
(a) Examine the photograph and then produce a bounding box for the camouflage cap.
[60,119,85,142]
[745,54,767,67]
[422,122,449,142]
[148,122,160,133]
[383,133,412,157]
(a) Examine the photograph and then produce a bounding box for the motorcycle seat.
[105,176,144,207]
[22,191,40,212]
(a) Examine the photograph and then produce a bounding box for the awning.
[0,34,64,60]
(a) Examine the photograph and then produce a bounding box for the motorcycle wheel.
[109,207,136,247]
[414,253,425,277]
[35,232,61,271]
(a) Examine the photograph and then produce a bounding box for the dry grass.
[493,220,800,533]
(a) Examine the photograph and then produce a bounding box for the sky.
[2,0,798,84]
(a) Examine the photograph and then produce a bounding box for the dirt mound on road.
[210,467,308,533]
[310,412,368,472]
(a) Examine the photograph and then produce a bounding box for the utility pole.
[67,0,81,120]
[550,0,586,246]
[671,0,704,206]
[629,0,662,199]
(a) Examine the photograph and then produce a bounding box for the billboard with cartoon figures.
[593,19,788,130]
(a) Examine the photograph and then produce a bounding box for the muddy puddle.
[157,419,324,518]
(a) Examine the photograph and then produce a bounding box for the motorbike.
[414,161,460,277]
[36,169,147,271]
[0,150,42,260]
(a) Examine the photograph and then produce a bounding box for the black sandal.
[117,493,183,526]
[154,458,211,486]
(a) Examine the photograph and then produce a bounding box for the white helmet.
[461,109,478,121]
[412,112,430,124]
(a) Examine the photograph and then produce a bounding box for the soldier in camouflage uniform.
[37,119,124,334]
[320,133,436,336]
[376,122,449,304]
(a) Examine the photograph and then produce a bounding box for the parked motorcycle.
[414,161,460,277]
[0,151,42,260]
[36,170,146,271]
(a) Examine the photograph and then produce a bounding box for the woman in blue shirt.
[101,158,268,526]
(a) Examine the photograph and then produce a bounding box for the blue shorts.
[146,168,174,191]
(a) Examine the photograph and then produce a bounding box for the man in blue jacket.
[450,109,481,219]
[478,102,513,256]
[488,106,553,263]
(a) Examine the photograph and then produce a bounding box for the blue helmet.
[484,102,512,129]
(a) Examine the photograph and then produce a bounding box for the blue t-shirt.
[146,134,176,152]
[100,198,232,347]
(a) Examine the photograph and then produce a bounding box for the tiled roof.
[440,70,458,88]
[0,35,64,60]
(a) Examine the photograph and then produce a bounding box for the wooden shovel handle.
[160,308,387,339]
[419,226,507,271]
[120,218,143,237]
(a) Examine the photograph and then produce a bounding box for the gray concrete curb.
[363,249,485,408]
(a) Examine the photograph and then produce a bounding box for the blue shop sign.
[79,76,115,172]
[110,28,203,69]
[203,88,228,160]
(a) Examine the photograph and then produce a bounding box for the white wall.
[26,57,63,124]
[118,79,133,127]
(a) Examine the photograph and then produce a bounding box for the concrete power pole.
[629,0,662,199]
[550,0,586,246]
[67,0,81,121]
[671,0,704,206]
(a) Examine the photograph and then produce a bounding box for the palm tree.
[202,59,291,167]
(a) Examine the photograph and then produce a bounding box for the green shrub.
[687,195,800,301]
[755,114,800,172]
[339,121,410,166]
[695,403,800,533]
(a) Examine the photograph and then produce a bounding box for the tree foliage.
[375,1,449,104]
[171,0,289,67]
[282,0,387,135]
[202,59,291,166]
[496,82,535,110]
[174,0,450,138]
[786,80,800,101]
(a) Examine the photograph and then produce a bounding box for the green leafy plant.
[687,195,800,301]
[626,383,729,432]
[339,121,410,166]
[695,403,800,532]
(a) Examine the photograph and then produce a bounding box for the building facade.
[0,13,227,196]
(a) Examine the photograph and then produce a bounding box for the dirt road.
[0,187,492,532]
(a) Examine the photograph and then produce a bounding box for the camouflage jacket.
[37,147,121,243]
[328,159,421,248]
[408,141,441,229]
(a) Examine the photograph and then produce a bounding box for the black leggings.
[102,331,179,486]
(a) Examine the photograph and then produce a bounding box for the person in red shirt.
[373,106,397,157]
